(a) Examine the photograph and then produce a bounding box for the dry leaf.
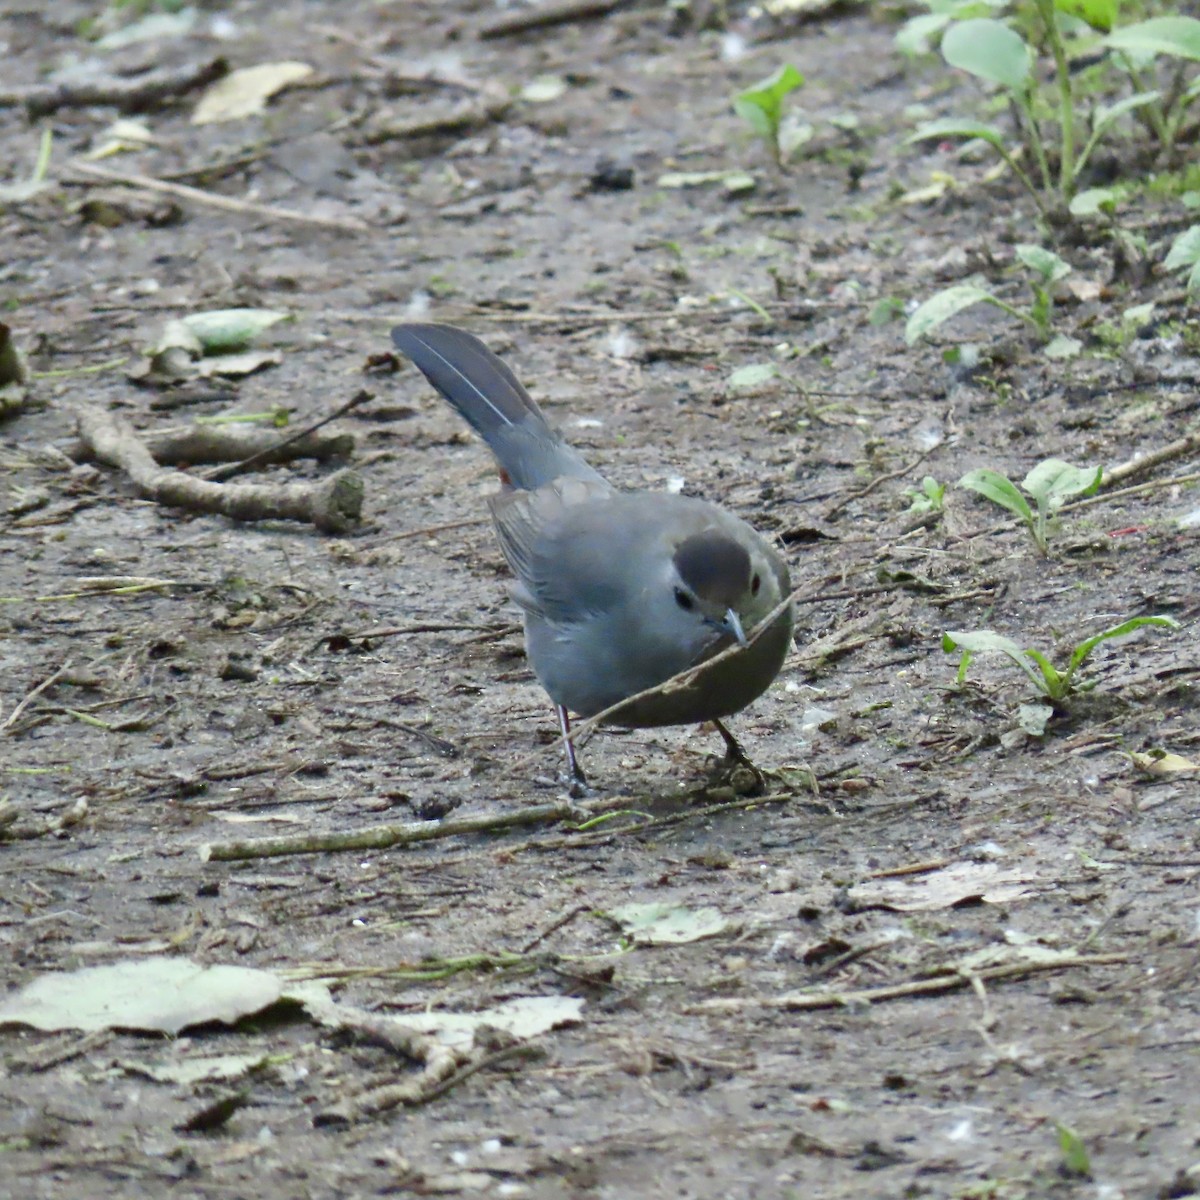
[193,62,313,125]
[1128,750,1199,776]
[848,862,1041,912]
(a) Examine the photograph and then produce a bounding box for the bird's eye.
[751,573,762,596]
[674,587,695,611]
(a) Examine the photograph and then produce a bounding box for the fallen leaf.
[197,350,283,378]
[97,7,197,50]
[1128,749,1199,775]
[121,1051,273,1085]
[193,62,313,125]
[181,308,289,352]
[608,901,730,944]
[1066,278,1104,302]
[657,170,756,195]
[520,75,567,103]
[302,991,583,1049]
[0,959,286,1035]
[847,862,1041,912]
[728,363,781,393]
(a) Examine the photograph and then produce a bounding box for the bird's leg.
[713,719,766,793]
[557,705,589,798]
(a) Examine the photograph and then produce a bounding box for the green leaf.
[1021,459,1103,508]
[1042,334,1082,359]
[869,296,906,326]
[941,19,1033,91]
[1055,1123,1092,1178]
[1069,186,1122,216]
[905,284,999,344]
[1024,648,1066,700]
[907,117,1012,154]
[727,362,781,392]
[1015,244,1071,283]
[958,468,1035,523]
[1065,615,1179,678]
[1189,260,1200,299]
[895,12,952,55]
[180,308,289,353]
[1164,225,1200,272]
[942,630,1047,694]
[1105,17,1200,62]
[732,64,805,140]
[1092,90,1161,137]
[733,97,773,142]
[1054,0,1118,33]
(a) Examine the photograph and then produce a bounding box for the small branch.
[0,58,228,118]
[691,953,1128,1013]
[388,516,489,541]
[67,160,371,234]
[360,98,510,145]
[200,799,586,861]
[824,448,936,520]
[102,426,354,469]
[75,405,363,533]
[3,660,72,733]
[478,0,624,39]
[202,389,368,481]
[0,798,89,841]
[1105,432,1200,486]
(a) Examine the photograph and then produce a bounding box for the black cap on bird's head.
[671,530,755,647]
[673,530,752,608]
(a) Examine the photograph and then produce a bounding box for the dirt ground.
[2,1,1199,1197]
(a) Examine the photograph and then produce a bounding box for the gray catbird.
[391,323,794,786]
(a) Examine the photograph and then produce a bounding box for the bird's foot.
[712,719,767,795]
[565,771,592,802]
[556,705,592,800]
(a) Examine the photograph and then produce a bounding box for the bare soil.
[2,2,1199,1198]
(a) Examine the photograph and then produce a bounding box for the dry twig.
[200,798,588,861]
[479,0,625,38]
[113,426,355,469]
[360,98,510,145]
[1106,431,1200,485]
[201,389,367,481]
[3,661,72,733]
[692,953,1128,1013]
[75,405,362,533]
[0,58,228,117]
[68,160,370,233]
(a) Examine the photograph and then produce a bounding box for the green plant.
[901,3,1200,208]
[943,615,1179,704]
[0,128,53,205]
[958,458,1101,552]
[1054,1121,1092,1179]
[731,64,804,168]
[1165,224,1200,296]
[904,475,946,515]
[905,244,1072,345]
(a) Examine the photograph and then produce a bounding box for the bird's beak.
[711,607,748,648]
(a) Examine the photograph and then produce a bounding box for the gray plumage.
[391,322,794,777]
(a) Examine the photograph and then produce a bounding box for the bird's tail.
[391,323,602,491]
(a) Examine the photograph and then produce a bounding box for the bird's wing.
[490,479,649,623]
